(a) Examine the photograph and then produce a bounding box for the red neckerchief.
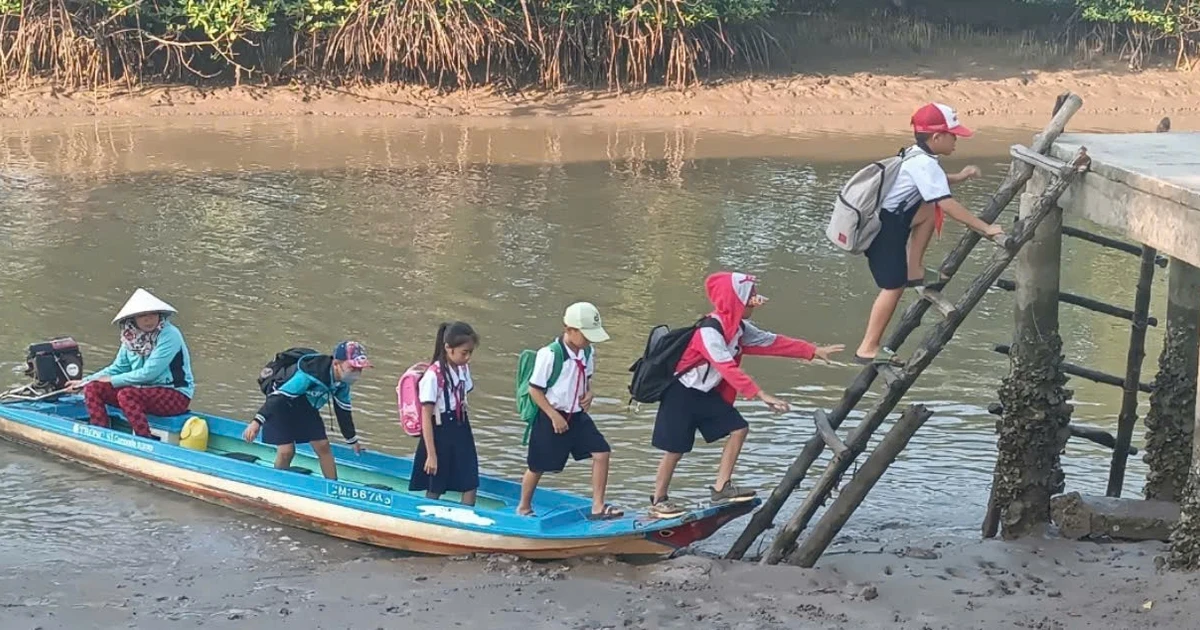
[559,338,588,421]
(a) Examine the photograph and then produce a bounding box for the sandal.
[906,267,950,292]
[587,504,625,520]
[853,348,905,367]
[517,507,537,517]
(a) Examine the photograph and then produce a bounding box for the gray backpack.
[826,148,918,254]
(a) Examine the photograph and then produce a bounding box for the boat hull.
[0,406,755,559]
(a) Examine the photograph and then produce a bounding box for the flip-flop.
[587,504,625,520]
[517,508,537,517]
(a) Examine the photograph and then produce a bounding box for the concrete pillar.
[1168,340,1200,568]
[1164,259,1200,570]
[1145,258,1200,501]
[991,174,1075,539]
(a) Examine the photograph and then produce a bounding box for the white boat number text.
[327,482,394,508]
[71,423,155,453]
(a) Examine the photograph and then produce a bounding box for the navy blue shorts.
[526,410,611,474]
[258,394,328,445]
[652,382,749,454]
[409,411,480,495]
[865,202,921,290]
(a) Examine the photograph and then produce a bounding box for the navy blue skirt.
[409,411,479,495]
[258,394,328,445]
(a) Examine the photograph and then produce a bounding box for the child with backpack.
[515,302,622,520]
[648,271,842,519]
[853,103,1004,366]
[407,322,481,505]
[241,341,371,480]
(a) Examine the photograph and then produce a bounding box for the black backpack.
[627,317,723,404]
[257,347,318,395]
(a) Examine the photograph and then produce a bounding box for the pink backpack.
[396,362,441,437]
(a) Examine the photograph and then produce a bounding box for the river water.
[0,119,1165,566]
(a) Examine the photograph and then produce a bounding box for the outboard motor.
[24,337,84,393]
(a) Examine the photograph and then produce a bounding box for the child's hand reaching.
[758,392,791,413]
[958,165,982,180]
[813,344,845,363]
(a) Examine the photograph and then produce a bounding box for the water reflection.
[0,121,1166,557]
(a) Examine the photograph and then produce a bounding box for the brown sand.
[5,532,1196,629]
[1,61,1197,135]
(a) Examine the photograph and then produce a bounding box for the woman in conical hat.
[65,288,196,439]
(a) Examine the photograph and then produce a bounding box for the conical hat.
[111,288,177,324]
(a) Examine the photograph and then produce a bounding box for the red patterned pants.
[83,381,191,437]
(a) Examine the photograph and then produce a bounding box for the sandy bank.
[1,62,1197,136]
[5,530,1195,629]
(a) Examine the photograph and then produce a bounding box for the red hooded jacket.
[673,271,817,404]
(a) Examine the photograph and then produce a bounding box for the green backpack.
[515,340,594,445]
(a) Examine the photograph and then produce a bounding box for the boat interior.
[48,399,513,511]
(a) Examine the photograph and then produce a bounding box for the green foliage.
[157,0,281,42]
[1078,0,1183,33]
[0,0,1196,90]
[285,0,362,32]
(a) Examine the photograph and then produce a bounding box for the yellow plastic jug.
[179,416,209,451]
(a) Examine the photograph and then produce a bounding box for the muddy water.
[0,119,1164,564]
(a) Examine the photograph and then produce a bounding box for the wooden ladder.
[725,93,1090,567]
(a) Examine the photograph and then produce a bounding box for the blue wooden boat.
[0,395,757,559]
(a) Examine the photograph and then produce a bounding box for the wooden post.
[1106,248,1158,496]
[983,173,1074,540]
[789,405,934,568]
[725,93,1085,560]
[1144,258,1200,501]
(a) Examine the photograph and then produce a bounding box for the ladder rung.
[1010,144,1073,177]
[813,409,848,457]
[917,287,956,318]
[878,364,904,387]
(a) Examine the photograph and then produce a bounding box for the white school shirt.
[677,321,777,392]
[528,340,594,414]
[418,363,472,415]
[880,146,952,213]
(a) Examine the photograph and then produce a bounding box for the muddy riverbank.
[4,520,1193,629]
[2,59,1198,136]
